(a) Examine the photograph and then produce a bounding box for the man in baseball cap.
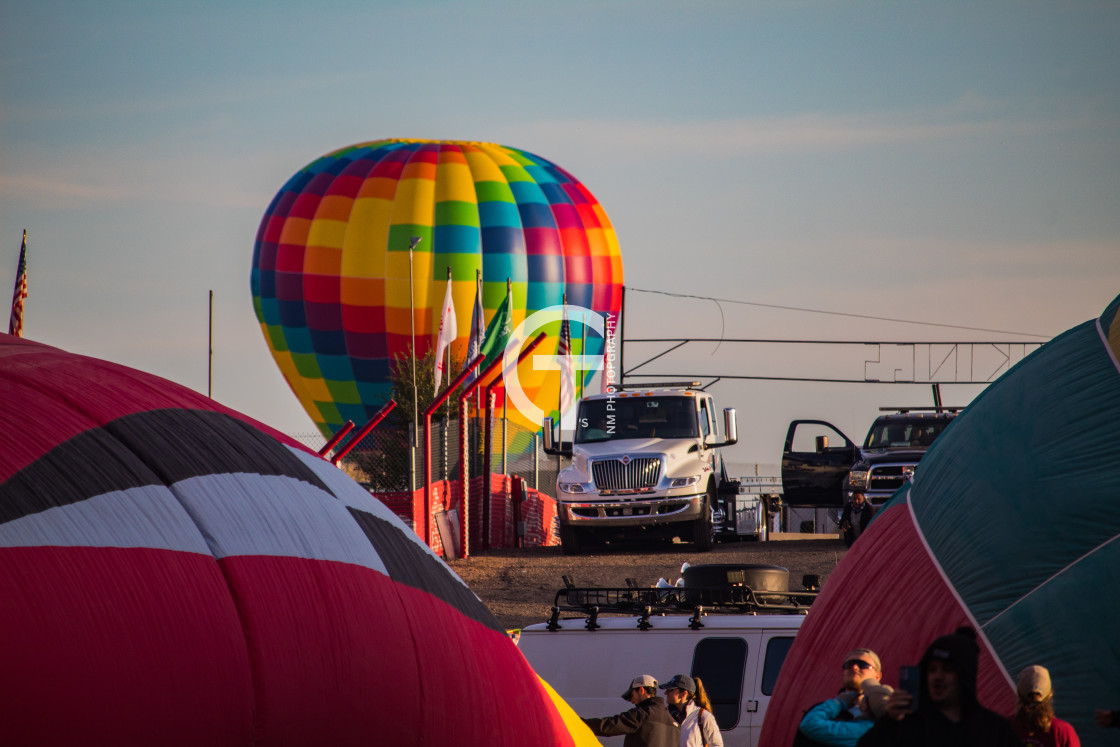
[582,674,679,747]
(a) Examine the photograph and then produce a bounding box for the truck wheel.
[559,525,582,555]
[692,484,715,552]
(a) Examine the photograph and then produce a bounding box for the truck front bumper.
[557,491,706,528]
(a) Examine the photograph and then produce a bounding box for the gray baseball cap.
[660,674,696,694]
[621,674,658,699]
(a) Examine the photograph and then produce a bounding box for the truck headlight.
[559,482,590,494]
[669,476,701,488]
[848,470,869,488]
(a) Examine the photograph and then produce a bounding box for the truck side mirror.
[816,435,829,453]
[542,417,555,451]
[722,408,738,446]
[541,417,571,457]
[705,408,738,448]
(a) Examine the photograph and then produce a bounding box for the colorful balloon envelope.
[0,334,599,746]
[760,293,1120,747]
[251,139,624,436]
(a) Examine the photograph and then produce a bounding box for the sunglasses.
[843,659,875,671]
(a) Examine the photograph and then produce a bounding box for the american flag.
[463,270,484,381]
[8,230,28,338]
[558,308,574,416]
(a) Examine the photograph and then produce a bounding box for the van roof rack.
[878,407,961,414]
[544,585,818,631]
[611,381,702,392]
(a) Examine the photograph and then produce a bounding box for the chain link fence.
[288,412,560,496]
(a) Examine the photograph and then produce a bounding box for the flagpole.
[579,307,586,401]
[408,237,422,457]
[445,266,452,417]
[559,292,566,420]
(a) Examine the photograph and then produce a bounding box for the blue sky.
[2,0,1118,465]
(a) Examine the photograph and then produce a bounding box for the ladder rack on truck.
[546,584,818,631]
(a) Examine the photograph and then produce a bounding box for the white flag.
[433,275,457,391]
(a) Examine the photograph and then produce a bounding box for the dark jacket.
[854,703,1019,747]
[840,500,875,547]
[583,695,680,747]
[855,627,1019,747]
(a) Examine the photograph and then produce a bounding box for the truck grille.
[591,458,661,492]
[868,464,915,493]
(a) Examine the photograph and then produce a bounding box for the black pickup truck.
[780,408,959,508]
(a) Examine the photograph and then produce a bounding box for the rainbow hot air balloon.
[251,139,623,437]
[0,334,600,746]
[760,293,1120,747]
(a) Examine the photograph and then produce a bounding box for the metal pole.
[408,237,421,494]
[409,236,421,451]
[208,290,213,398]
[579,307,586,401]
[619,284,626,387]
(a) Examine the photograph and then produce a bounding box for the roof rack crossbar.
[549,585,817,619]
[611,381,702,391]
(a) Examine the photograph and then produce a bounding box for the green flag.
[478,283,513,370]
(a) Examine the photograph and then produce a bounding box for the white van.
[517,565,815,747]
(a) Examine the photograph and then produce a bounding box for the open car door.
[781,420,858,508]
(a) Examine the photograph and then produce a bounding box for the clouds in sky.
[1,1,1117,460]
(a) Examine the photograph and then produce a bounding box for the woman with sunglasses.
[660,674,723,747]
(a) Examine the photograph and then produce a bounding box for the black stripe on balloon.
[0,408,328,525]
[347,507,503,633]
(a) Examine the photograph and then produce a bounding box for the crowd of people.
[792,626,1105,747]
[582,626,1114,747]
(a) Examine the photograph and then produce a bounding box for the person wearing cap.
[1012,665,1081,746]
[660,674,723,747]
[856,626,1020,746]
[794,648,883,746]
[582,674,679,747]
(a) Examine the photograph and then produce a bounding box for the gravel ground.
[448,535,847,630]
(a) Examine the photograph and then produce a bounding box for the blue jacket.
[799,697,874,747]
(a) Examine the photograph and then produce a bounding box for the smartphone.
[899,665,921,711]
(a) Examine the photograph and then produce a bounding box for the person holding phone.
[855,627,1019,746]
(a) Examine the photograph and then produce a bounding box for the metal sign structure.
[621,338,1045,387]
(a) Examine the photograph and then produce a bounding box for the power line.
[627,287,1049,339]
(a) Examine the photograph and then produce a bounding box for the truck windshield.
[575,396,699,443]
[864,418,953,449]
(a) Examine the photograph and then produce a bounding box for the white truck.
[543,383,739,555]
[517,564,818,747]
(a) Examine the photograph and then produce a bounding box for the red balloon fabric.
[0,334,582,746]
